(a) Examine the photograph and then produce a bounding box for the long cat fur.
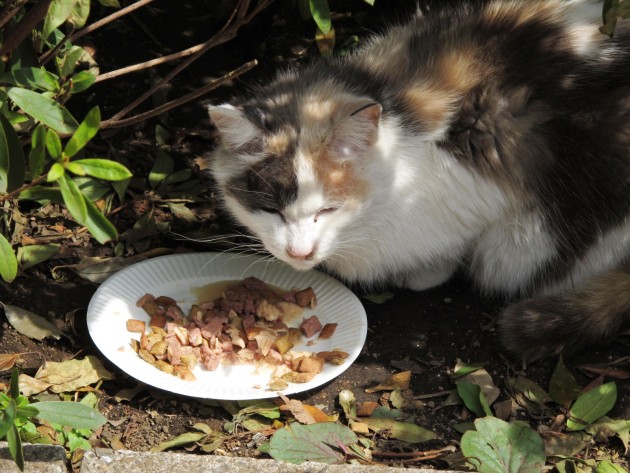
[207,0,630,361]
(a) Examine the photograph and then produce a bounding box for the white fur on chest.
[321,120,509,284]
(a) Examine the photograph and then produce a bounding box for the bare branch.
[104,0,274,124]
[0,0,29,30]
[70,0,156,44]
[99,60,258,129]
[94,41,206,83]
[0,0,52,60]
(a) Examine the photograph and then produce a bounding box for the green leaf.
[6,423,24,471]
[68,0,90,28]
[17,244,60,270]
[47,162,65,182]
[309,0,332,34]
[359,416,436,443]
[150,432,207,452]
[0,234,18,283]
[46,129,63,160]
[57,45,85,78]
[64,106,100,157]
[567,382,617,431]
[72,158,132,181]
[0,67,59,92]
[70,70,97,94]
[31,401,106,430]
[457,381,488,417]
[42,0,78,42]
[452,362,486,379]
[0,112,25,192]
[112,178,129,202]
[596,461,628,473]
[7,87,78,134]
[0,400,17,439]
[58,173,87,224]
[269,423,358,464]
[363,0,375,5]
[461,417,546,473]
[18,185,62,203]
[98,0,120,8]
[549,356,581,407]
[65,161,86,176]
[148,150,173,188]
[29,125,47,177]
[83,197,117,244]
[66,430,92,452]
[9,367,19,398]
[75,176,111,201]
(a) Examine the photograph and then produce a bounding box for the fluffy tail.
[499,266,630,361]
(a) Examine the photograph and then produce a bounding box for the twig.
[95,41,207,83]
[0,174,48,203]
[39,26,75,66]
[0,0,52,59]
[99,60,258,129]
[69,0,156,44]
[0,0,29,30]
[104,0,273,124]
[372,447,453,458]
[39,0,155,65]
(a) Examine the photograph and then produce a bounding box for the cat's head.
[208,86,382,271]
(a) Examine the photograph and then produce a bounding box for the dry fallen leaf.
[279,394,337,424]
[0,352,26,371]
[35,356,114,393]
[2,302,62,341]
[18,373,52,396]
[365,371,411,393]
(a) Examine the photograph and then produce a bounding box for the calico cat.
[207,0,630,361]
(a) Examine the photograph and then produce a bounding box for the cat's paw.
[394,268,454,291]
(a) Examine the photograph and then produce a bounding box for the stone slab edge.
[1,443,460,472]
[81,449,460,473]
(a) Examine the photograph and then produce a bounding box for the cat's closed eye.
[314,207,338,222]
[259,207,283,217]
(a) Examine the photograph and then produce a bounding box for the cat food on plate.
[127,277,346,389]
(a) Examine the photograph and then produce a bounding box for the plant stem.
[104,0,273,124]
[39,0,155,65]
[70,0,156,44]
[0,0,52,60]
[99,60,257,129]
[95,41,207,83]
[0,174,48,203]
[0,0,29,30]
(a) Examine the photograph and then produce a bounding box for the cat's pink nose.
[286,246,316,261]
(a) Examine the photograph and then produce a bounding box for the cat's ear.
[329,100,382,159]
[208,104,262,151]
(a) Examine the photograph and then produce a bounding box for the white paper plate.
[87,252,367,400]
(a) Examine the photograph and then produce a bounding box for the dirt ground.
[0,1,629,470]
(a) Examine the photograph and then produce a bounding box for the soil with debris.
[0,1,628,470]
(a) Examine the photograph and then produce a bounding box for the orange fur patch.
[482,1,559,29]
[311,150,369,203]
[403,83,457,133]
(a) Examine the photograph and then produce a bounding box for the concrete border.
[1,443,459,472]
